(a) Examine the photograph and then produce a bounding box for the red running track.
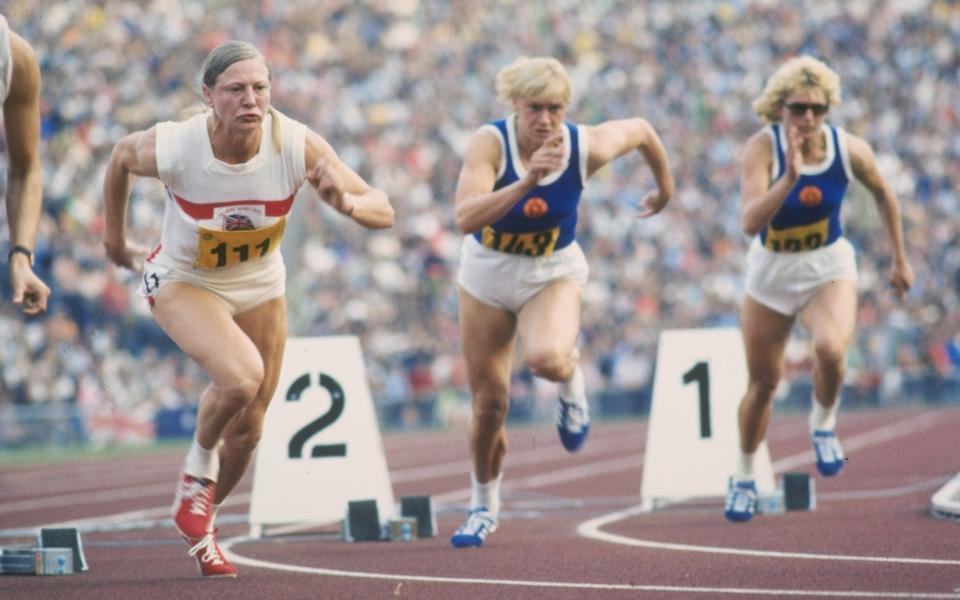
[1,405,958,599]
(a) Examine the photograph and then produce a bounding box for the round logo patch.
[798,185,823,207]
[523,197,548,218]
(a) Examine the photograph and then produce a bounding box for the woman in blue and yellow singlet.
[103,41,394,575]
[724,56,913,522]
[450,56,674,547]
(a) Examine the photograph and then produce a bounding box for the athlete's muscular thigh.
[517,278,581,376]
[741,295,794,389]
[219,296,287,443]
[151,282,263,389]
[459,286,515,401]
[234,295,288,408]
[799,279,857,353]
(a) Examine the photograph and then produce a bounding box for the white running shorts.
[139,250,286,315]
[457,235,589,313]
[744,236,857,317]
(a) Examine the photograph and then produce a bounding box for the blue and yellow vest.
[472,116,585,257]
[760,123,850,252]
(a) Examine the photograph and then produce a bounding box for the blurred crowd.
[1,0,958,445]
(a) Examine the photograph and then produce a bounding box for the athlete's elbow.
[454,211,479,235]
[741,216,762,238]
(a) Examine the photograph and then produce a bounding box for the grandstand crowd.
[1,0,958,446]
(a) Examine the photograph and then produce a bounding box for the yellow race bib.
[481,226,560,257]
[196,218,286,269]
[764,218,829,252]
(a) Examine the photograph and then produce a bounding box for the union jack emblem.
[224,213,255,231]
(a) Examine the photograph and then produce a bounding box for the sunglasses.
[785,102,829,116]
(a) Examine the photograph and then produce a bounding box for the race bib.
[764,218,829,252]
[480,226,560,257]
[196,218,286,269]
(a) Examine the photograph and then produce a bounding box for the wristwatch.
[8,245,34,266]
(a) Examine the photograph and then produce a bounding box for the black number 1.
[682,361,711,439]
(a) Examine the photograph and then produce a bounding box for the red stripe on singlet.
[171,191,295,219]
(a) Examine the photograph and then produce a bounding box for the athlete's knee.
[812,337,847,370]
[747,374,780,402]
[523,348,570,382]
[472,390,509,425]
[212,361,266,411]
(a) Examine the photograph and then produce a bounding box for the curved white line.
[220,534,960,598]
[576,504,960,566]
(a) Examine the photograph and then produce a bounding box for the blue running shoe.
[557,366,590,452]
[450,507,498,548]
[812,429,845,476]
[724,479,757,522]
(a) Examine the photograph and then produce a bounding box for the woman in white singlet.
[102,41,394,578]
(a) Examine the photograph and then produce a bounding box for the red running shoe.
[172,474,216,540]
[186,530,238,578]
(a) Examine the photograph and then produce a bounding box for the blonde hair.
[495,56,572,105]
[752,55,842,123]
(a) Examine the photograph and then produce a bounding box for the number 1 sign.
[248,336,395,537]
[639,328,775,508]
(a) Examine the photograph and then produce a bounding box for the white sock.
[809,396,839,432]
[560,363,587,408]
[208,503,223,534]
[470,471,503,517]
[734,452,755,482]
[184,438,220,482]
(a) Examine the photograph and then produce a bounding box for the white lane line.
[220,536,960,598]
[576,504,960,566]
[0,482,174,514]
[577,412,958,566]
[773,412,943,471]
[390,433,640,483]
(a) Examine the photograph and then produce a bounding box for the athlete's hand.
[104,238,151,271]
[8,256,50,316]
[525,130,565,184]
[889,260,914,298]
[784,125,803,183]
[636,189,670,219]
[308,157,354,216]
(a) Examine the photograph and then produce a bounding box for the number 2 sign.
[249,336,395,537]
[640,328,775,508]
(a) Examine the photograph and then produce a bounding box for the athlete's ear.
[202,85,213,107]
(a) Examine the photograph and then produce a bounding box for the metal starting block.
[757,472,815,514]
[400,495,437,538]
[0,548,74,575]
[343,499,383,542]
[783,472,815,511]
[39,528,88,572]
[931,472,960,521]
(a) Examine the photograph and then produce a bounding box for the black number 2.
[682,361,711,439]
[286,372,347,458]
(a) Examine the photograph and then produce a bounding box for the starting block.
[39,528,88,572]
[931,471,960,521]
[400,496,437,538]
[757,472,816,514]
[343,499,383,542]
[0,547,74,575]
[0,527,87,576]
[387,517,417,542]
[783,473,815,511]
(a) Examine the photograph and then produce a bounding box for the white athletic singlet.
[153,109,307,270]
